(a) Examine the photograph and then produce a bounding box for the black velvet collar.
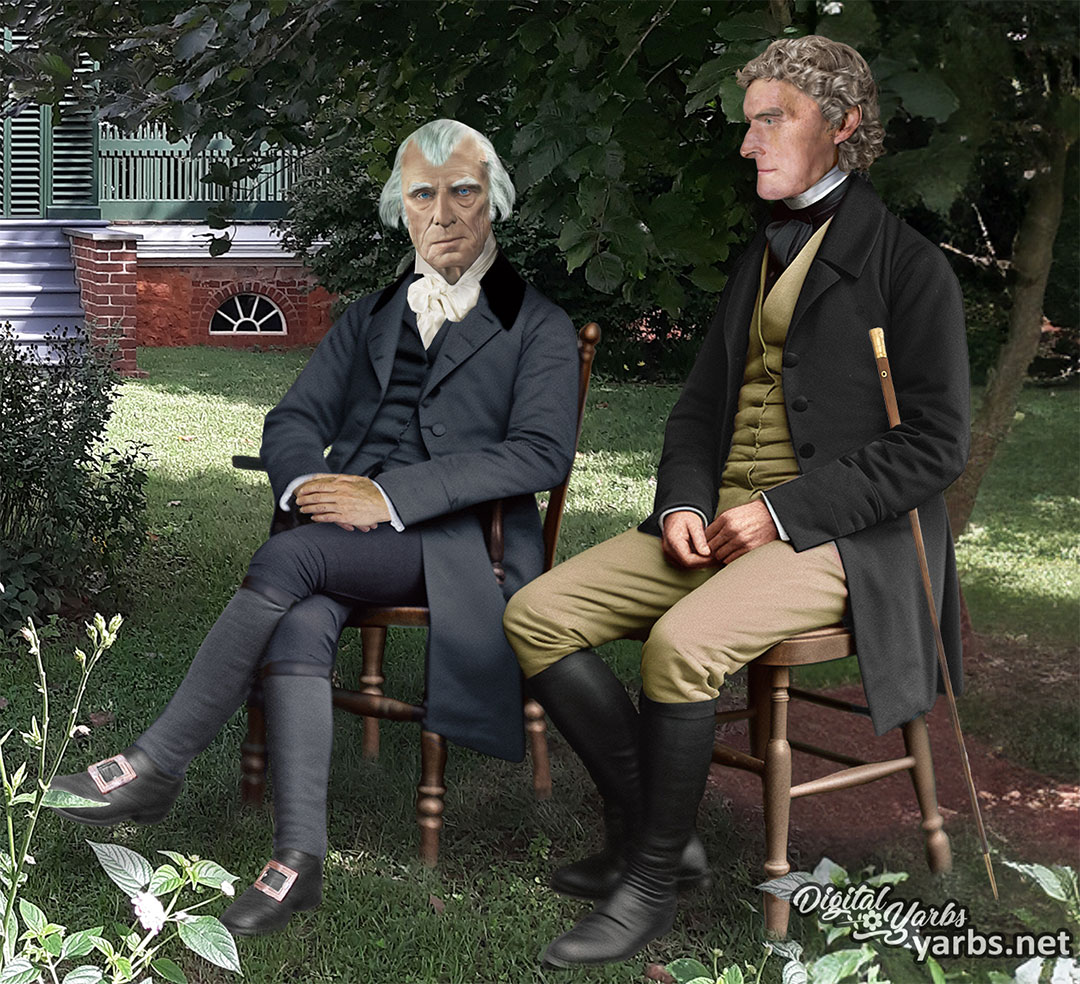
[370,249,525,331]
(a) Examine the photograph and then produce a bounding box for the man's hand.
[662,510,715,569]
[705,499,779,565]
[294,474,391,532]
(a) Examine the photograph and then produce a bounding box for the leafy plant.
[0,617,241,983]
[0,324,150,637]
[983,861,1080,984]
[666,949,772,984]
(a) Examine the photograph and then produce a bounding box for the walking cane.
[868,327,998,900]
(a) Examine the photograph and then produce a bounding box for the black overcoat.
[260,254,580,760]
[640,177,971,735]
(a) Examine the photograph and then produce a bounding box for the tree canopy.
[11,0,1072,321]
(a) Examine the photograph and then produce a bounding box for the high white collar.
[413,232,498,285]
[783,166,849,210]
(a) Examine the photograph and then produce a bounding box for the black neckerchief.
[764,179,851,295]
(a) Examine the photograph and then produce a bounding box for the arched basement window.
[210,293,286,334]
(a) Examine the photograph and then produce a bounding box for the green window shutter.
[50,56,97,209]
[8,105,43,216]
[2,29,42,216]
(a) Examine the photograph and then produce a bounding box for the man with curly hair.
[504,36,970,968]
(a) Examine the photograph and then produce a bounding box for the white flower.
[132,891,166,936]
[220,880,235,897]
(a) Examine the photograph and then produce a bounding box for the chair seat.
[755,625,852,666]
[344,605,429,629]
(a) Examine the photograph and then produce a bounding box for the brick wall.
[68,232,143,376]
[138,264,333,348]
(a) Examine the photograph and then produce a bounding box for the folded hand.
[661,510,715,569]
[705,499,779,565]
[294,474,391,532]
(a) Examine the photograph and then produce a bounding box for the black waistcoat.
[351,304,447,478]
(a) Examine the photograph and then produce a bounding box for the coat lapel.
[723,229,768,370]
[420,250,525,399]
[788,175,885,338]
[366,270,412,395]
[422,296,502,398]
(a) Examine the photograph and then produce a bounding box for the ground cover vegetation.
[5,0,1078,531]
[0,348,1075,983]
[0,326,150,635]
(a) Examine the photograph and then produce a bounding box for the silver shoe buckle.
[88,754,137,795]
[254,860,298,902]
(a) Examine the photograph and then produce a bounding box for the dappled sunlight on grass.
[954,387,1079,646]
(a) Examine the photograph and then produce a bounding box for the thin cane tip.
[985,854,999,900]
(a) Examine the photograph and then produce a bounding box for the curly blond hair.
[736,36,885,172]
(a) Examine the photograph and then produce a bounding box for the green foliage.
[1002,861,1079,926]
[0,325,150,637]
[0,617,241,982]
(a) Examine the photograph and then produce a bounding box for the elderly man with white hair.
[48,119,580,936]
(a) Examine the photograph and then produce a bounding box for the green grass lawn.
[1,347,1075,984]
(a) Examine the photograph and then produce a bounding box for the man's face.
[400,137,492,284]
[740,78,841,201]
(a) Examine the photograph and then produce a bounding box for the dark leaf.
[585,252,624,294]
[174,17,218,62]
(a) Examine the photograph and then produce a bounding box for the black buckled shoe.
[551,831,711,901]
[220,849,322,937]
[48,745,183,826]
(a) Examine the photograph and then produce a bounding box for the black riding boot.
[526,652,709,900]
[540,693,718,968]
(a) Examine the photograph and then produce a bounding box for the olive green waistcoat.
[717,218,833,514]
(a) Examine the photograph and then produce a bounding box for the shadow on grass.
[131,345,312,409]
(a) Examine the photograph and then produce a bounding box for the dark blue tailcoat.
[261,253,579,760]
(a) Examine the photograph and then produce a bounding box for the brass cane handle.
[869,326,887,359]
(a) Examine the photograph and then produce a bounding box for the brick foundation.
[137,265,333,348]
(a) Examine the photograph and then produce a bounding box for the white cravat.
[407,234,498,348]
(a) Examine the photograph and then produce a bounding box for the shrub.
[0,324,149,637]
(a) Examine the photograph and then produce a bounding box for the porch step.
[0,221,87,356]
[0,269,77,287]
[0,246,77,266]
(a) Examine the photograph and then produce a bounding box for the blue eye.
[455,187,473,197]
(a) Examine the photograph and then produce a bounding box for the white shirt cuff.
[279,473,318,511]
[279,473,404,532]
[760,492,790,542]
[658,505,709,529]
[371,481,405,532]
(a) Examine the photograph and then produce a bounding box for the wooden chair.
[234,321,601,865]
[710,626,952,937]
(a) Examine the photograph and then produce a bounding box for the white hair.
[378,119,516,229]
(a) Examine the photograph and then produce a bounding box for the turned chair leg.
[240,686,267,806]
[523,698,552,800]
[762,666,793,938]
[417,730,447,867]
[902,715,952,873]
[748,662,770,761]
[359,626,387,760]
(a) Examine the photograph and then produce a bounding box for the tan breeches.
[503,529,849,703]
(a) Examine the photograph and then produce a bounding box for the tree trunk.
[945,132,1069,536]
